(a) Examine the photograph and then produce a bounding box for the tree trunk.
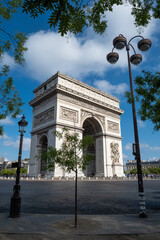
[75,166,77,227]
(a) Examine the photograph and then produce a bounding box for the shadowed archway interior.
[83,117,103,176]
[39,136,48,175]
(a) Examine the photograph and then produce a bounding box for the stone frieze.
[107,120,119,133]
[60,106,78,122]
[33,108,54,127]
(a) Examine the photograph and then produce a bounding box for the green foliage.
[23,158,30,162]
[0,0,27,135]
[125,91,134,104]
[22,0,160,36]
[129,166,160,175]
[0,167,28,176]
[0,0,22,20]
[0,168,16,176]
[133,71,160,131]
[142,167,150,175]
[0,75,24,135]
[129,168,137,174]
[0,1,27,64]
[148,167,160,174]
[40,128,94,173]
[20,167,28,174]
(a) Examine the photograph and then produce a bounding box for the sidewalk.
[0,212,160,240]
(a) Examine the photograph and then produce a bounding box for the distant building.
[0,157,29,173]
[126,159,160,173]
[0,157,9,171]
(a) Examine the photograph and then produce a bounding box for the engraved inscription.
[33,108,54,127]
[60,106,78,122]
[108,120,119,133]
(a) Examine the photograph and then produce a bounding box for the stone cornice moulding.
[57,85,123,114]
[104,133,122,140]
[57,92,123,119]
[33,71,120,103]
[31,122,83,135]
[30,86,124,116]
[57,72,119,102]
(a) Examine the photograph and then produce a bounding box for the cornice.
[57,71,120,103]
[33,73,58,93]
[29,85,57,107]
[30,83,124,115]
[33,71,120,103]
[31,122,83,135]
[57,85,124,114]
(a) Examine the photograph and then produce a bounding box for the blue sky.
[0,3,160,165]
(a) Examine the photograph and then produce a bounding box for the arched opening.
[82,117,103,177]
[39,135,48,176]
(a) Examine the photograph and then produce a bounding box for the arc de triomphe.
[29,71,124,177]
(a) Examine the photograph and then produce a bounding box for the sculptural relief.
[33,108,54,127]
[58,93,120,119]
[60,106,78,122]
[110,142,120,163]
[108,120,119,133]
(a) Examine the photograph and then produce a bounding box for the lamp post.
[107,34,151,218]
[9,115,28,218]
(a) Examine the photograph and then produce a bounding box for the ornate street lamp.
[107,34,152,218]
[10,115,28,218]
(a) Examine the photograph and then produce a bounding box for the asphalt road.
[0,179,160,215]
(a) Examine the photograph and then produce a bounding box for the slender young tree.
[40,127,94,227]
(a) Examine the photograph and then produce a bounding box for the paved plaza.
[0,179,160,215]
[0,179,160,239]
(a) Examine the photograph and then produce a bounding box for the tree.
[130,71,160,131]
[148,167,160,174]
[129,168,137,174]
[129,166,160,175]
[0,0,27,135]
[0,168,16,177]
[40,127,94,227]
[20,167,28,174]
[22,0,160,36]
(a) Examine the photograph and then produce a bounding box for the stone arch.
[81,111,105,133]
[82,117,104,177]
[39,135,48,176]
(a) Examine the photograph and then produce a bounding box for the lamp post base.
[139,211,147,218]
[139,192,147,218]
[9,197,21,218]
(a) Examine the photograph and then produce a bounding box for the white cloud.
[0,53,15,69]
[19,4,157,82]
[150,146,160,151]
[0,116,15,125]
[0,134,10,140]
[94,80,128,96]
[140,143,150,149]
[124,143,132,151]
[123,154,128,159]
[147,157,157,161]
[3,137,31,151]
[138,120,146,128]
[124,142,160,152]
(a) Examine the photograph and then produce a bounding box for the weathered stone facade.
[29,71,124,177]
